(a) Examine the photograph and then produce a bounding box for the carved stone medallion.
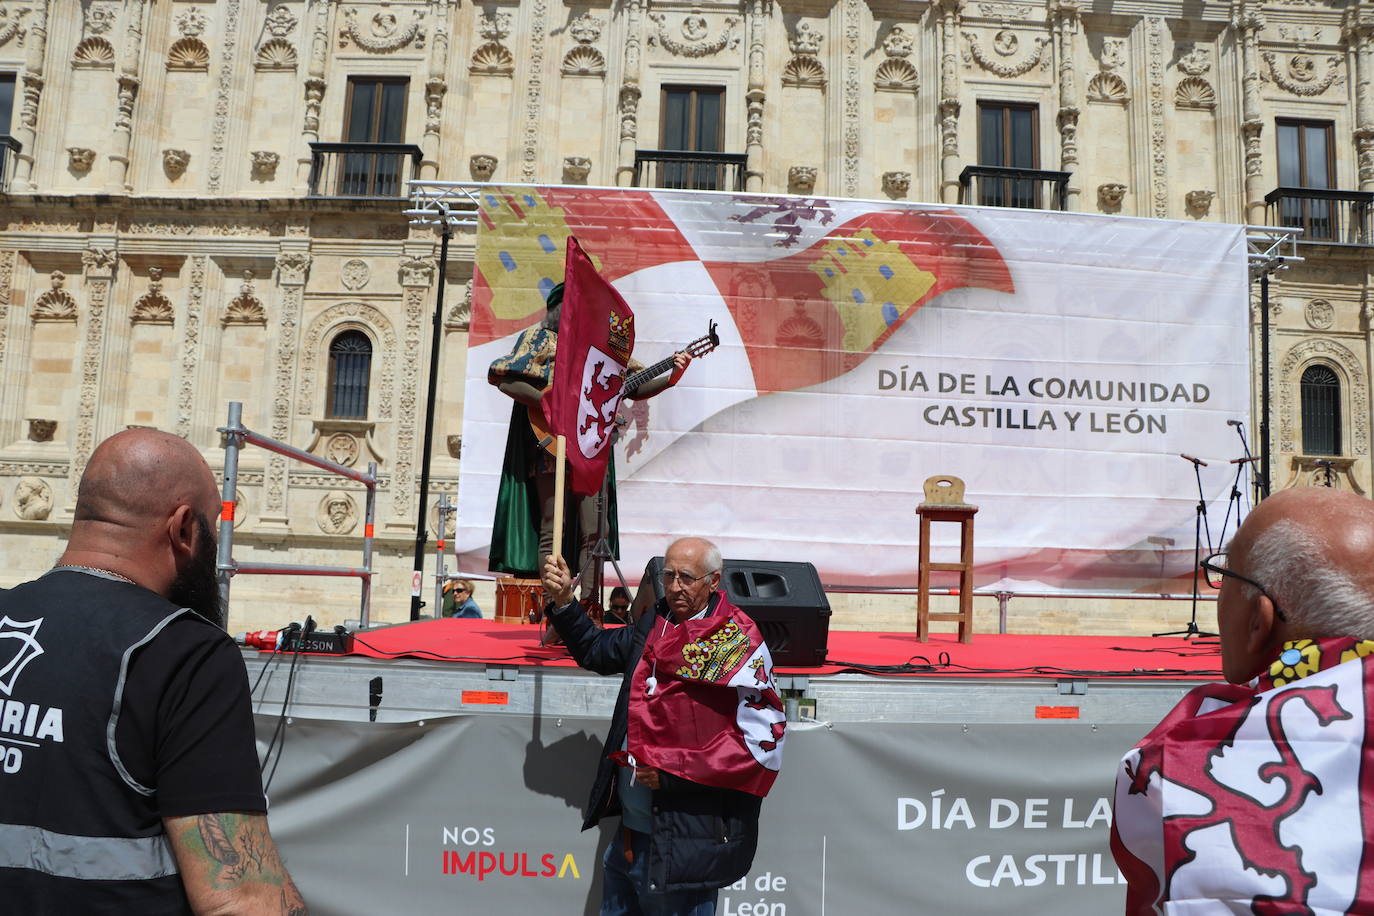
[14,477,52,521]
[1305,298,1335,330]
[317,491,359,534]
[27,419,57,443]
[341,258,371,291]
[325,432,360,466]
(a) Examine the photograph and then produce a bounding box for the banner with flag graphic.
[458,187,1250,594]
[540,237,636,496]
[614,593,785,798]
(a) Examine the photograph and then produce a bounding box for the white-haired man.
[1111,487,1374,914]
[542,537,785,916]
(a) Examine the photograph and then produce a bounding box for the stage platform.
[245,618,1223,728]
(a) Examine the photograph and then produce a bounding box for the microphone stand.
[1217,457,1257,550]
[1155,456,1218,639]
[1232,420,1262,505]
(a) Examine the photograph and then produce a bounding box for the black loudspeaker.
[632,556,831,667]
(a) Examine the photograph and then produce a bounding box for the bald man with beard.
[0,429,306,915]
[1111,487,1374,915]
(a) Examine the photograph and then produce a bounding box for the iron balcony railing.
[633,149,747,192]
[959,165,1071,211]
[308,142,423,199]
[0,136,20,193]
[1265,186,1374,246]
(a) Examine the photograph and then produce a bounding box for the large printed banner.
[262,713,1141,915]
[457,187,1250,593]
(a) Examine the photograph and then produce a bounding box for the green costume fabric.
[488,326,620,577]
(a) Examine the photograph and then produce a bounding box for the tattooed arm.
[164,812,308,915]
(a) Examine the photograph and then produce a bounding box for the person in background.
[442,578,482,618]
[604,585,633,625]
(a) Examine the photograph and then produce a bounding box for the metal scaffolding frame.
[1245,225,1303,501]
[216,401,378,630]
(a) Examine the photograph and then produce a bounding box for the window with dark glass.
[1277,119,1335,240]
[0,73,15,134]
[341,77,408,196]
[659,85,725,190]
[978,102,1039,207]
[328,330,372,419]
[1300,363,1341,456]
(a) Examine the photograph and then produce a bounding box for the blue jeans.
[601,827,718,916]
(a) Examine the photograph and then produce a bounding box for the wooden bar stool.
[916,475,978,643]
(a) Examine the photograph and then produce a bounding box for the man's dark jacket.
[548,592,763,894]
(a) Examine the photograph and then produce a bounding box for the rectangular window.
[340,77,408,196]
[977,102,1039,207]
[0,73,15,134]
[659,85,725,190]
[1277,119,1335,240]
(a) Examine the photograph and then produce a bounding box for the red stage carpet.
[335,618,1224,681]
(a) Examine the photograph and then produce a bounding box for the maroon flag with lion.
[615,593,786,798]
[541,237,636,496]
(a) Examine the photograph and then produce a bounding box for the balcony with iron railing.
[1265,187,1374,246]
[307,142,423,199]
[958,166,1071,211]
[633,150,748,192]
[0,136,20,193]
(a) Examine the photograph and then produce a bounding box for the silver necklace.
[52,564,136,585]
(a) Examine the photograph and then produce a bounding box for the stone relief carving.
[1175,76,1216,109]
[341,258,371,291]
[223,270,266,325]
[1178,45,1211,76]
[570,12,603,44]
[1185,189,1215,217]
[167,37,210,71]
[446,435,462,459]
[790,22,823,56]
[882,171,911,198]
[0,5,26,48]
[562,156,591,183]
[255,38,298,69]
[176,7,208,37]
[173,256,206,439]
[250,150,280,179]
[1086,72,1128,102]
[1262,51,1343,96]
[338,7,425,52]
[1305,298,1335,330]
[83,248,116,275]
[1098,182,1126,210]
[33,271,76,321]
[1146,18,1168,219]
[469,154,497,180]
[480,10,512,42]
[317,491,358,534]
[647,12,740,57]
[399,256,435,287]
[84,3,117,36]
[276,250,311,286]
[445,278,472,330]
[67,147,96,173]
[562,45,606,76]
[788,165,817,194]
[782,55,825,88]
[875,58,919,91]
[163,149,190,178]
[73,36,116,68]
[14,477,52,521]
[519,0,545,183]
[264,4,297,37]
[883,26,914,58]
[1100,37,1126,71]
[27,419,56,443]
[976,2,1033,19]
[470,42,514,74]
[325,432,360,467]
[962,30,1051,77]
[132,267,175,324]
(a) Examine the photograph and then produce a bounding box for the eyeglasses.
[661,569,711,587]
[1199,551,1287,622]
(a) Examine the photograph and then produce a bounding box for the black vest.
[0,569,194,914]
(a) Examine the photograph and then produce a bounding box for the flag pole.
[552,435,567,572]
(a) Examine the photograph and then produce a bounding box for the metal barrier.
[216,401,378,629]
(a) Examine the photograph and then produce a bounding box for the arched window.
[1300,364,1341,456]
[327,330,372,419]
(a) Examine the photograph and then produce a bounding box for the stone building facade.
[0,0,1369,633]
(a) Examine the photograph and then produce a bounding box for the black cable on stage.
[261,618,313,792]
[249,642,288,701]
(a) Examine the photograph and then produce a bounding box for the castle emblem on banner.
[607,309,633,362]
[677,620,752,681]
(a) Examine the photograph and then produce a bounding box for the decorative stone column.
[744,0,769,192]
[1345,3,1374,191]
[615,0,645,186]
[206,0,244,193]
[10,0,48,190]
[936,0,964,204]
[107,0,148,192]
[840,0,864,197]
[71,245,118,495]
[392,253,436,531]
[263,248,311,529]
[1234,6,1267,223]
[420,0,452,180]
[1050,0,1081,210]
[520,0,550,182]
[297,0,337,189]
[174,257,208,442]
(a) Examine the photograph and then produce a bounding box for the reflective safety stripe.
[0,823,179,880]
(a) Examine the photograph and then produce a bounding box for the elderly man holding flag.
[542,537,785,916]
